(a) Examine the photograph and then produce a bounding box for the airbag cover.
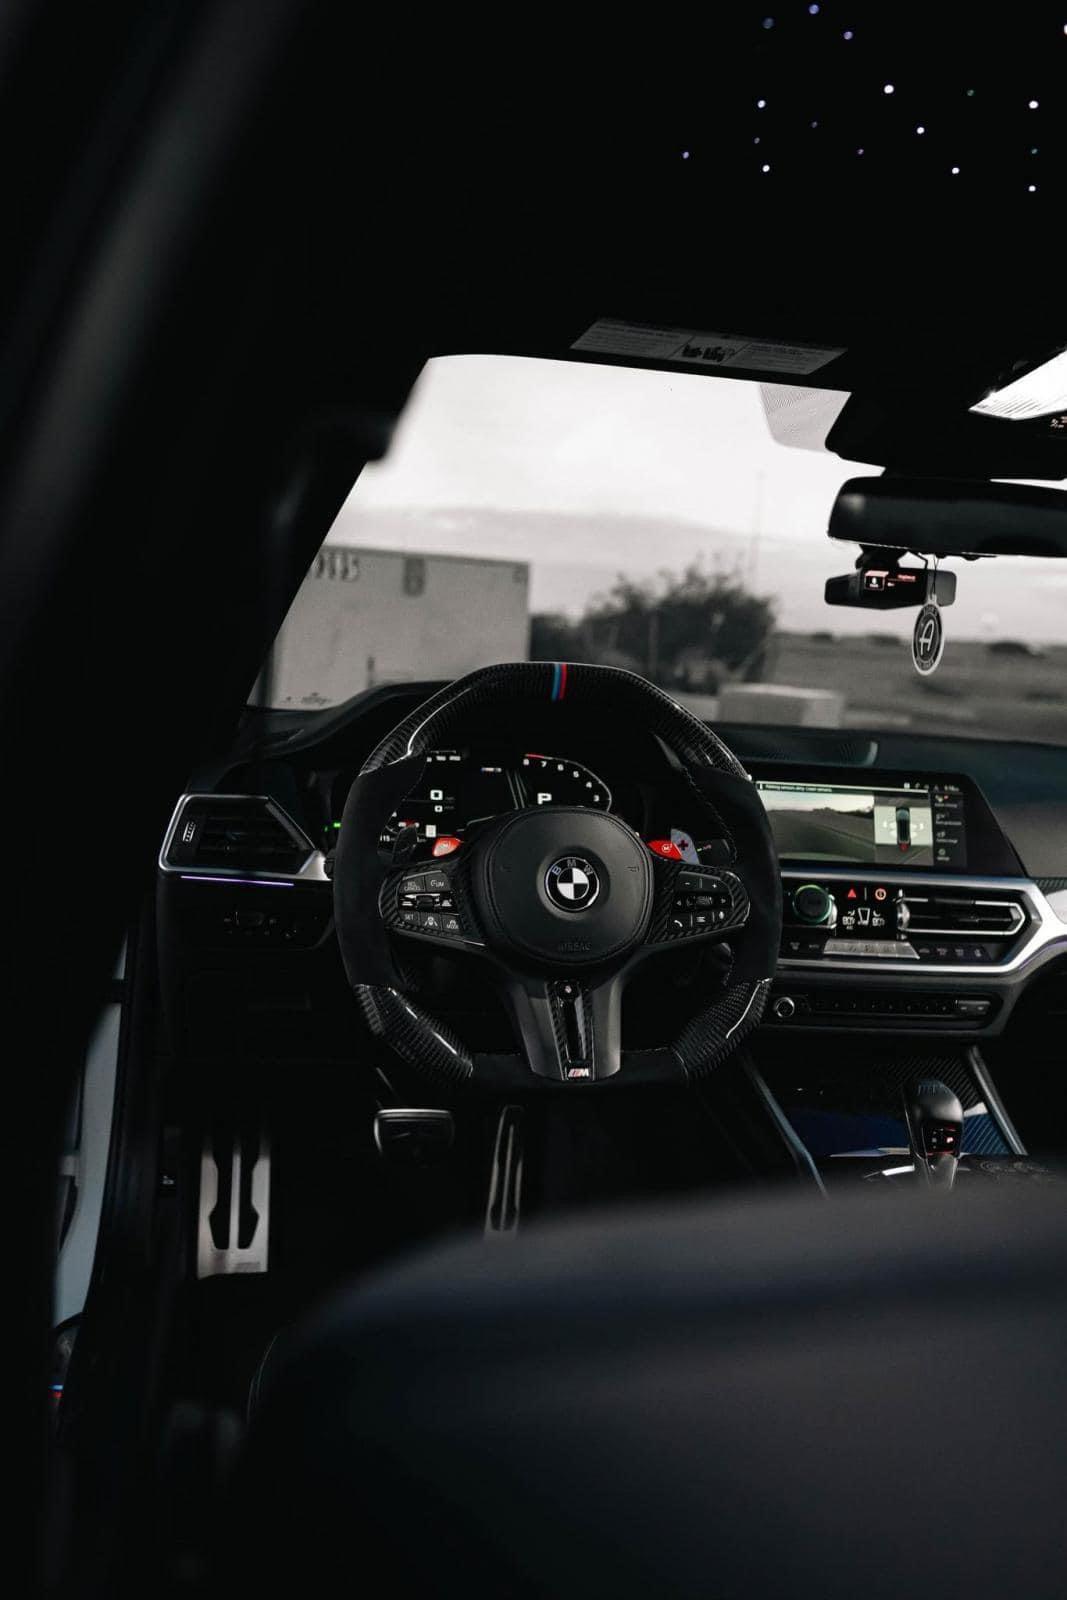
[472,807,653,969]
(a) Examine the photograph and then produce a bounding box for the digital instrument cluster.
[371,749,614,849]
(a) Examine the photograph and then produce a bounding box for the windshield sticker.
[571,318,844,375]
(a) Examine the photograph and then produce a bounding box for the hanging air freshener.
[912,560,946,676]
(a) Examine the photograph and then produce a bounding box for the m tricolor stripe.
[550,662,569,701]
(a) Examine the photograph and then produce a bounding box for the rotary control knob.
[792,883,835,925]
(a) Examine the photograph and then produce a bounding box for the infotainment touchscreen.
[755,779,966,869]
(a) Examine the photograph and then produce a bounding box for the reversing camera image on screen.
[756,782,934,866]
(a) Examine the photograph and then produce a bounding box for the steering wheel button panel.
[659,867,749,943]
[678,870,723,892]
[381,860,482,946]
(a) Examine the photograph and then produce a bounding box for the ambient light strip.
[179,875,294,888]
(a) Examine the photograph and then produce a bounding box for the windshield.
[265,355,1067,744]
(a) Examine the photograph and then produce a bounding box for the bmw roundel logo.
[545,855,601,912]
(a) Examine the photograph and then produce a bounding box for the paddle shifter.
[903,1078,964,1191]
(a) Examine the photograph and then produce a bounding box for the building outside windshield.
[265,355,1067,744]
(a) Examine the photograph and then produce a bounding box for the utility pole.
[748,470,764,589]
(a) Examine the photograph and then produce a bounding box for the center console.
[747,764,1065,1035]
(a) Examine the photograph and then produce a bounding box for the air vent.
[899,893,1027,941]
[163,796,314,877]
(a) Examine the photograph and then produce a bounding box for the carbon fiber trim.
[961,1115,1009,1156]
[674,979,773,1081]
[646,861,750,946]
[647,858,686,943]
[355,986,474,1086]
[862,1049,983,1111]
[756,1042,1013,1159]
[767,1043,985,1108]
[548,979,595,1076]
[359,662,748,778]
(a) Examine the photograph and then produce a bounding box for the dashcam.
[824,564,956,611]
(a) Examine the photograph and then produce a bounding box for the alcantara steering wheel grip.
[333,663,781,1089]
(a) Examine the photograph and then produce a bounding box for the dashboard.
[156,682,1067,1052]
[314,751,1022,879]
[317,743,725,868]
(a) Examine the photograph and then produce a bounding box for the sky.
[325,354,1067,644]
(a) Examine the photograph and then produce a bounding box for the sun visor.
[825,392,1067,481]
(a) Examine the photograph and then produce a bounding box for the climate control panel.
[778,871,1032,970]
[784,875,903,946]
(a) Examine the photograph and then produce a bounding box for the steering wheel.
[334,663,781,1091]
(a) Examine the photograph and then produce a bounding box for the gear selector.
[904,1078,964,1191]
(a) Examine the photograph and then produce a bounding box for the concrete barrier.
[716,683,844,727]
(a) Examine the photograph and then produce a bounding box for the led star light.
[972,349,1067,421]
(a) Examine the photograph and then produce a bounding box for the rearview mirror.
[829,476,1067,560]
